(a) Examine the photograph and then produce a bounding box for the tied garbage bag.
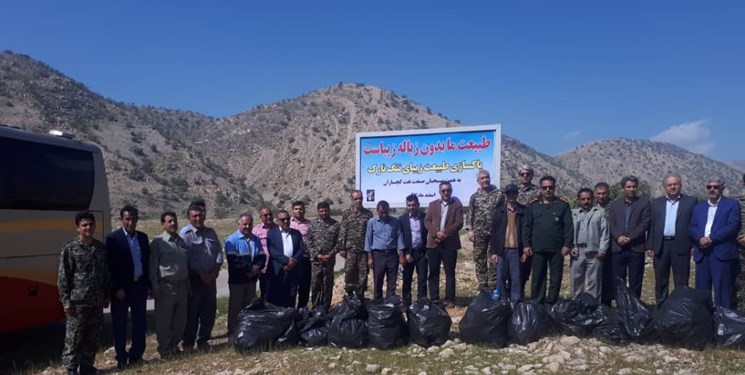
[714,307,745,348]
[615,278,659,343]
[549,294,605,337]
[407,299,452,347]
[593,304,629,345]
[367,301,409,350]
[234,298,299,352]
[654,287,714,349]
[508,300,553,345]
[459,292,511,347]
[327,294,368,348]
[296,306,328,347]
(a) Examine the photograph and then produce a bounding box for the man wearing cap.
[517,166,540,292]
[489,184,526,301]
[467,170,504,292]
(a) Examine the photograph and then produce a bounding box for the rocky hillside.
[557,139,743,198]
[1,51,740,217]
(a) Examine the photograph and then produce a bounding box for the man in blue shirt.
[365,200,406,300]
[224,212,266,337]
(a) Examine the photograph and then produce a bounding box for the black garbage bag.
[615,278,659,343]
[367,301,409,350]
[714,307,745,348]
[296,306,328,347]
[654,287,714,349]
[327,294,368,348]
[593,304,629,345]
[459,292,512,347]
[508,300,553,345]
[407,299,452,347]
[549,294,605,337]
[233,298,299,352]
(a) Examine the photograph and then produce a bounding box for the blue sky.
[2,1,743,160]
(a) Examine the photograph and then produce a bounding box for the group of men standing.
[56,167,745,375]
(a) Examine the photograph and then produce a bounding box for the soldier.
[149,211,190,358]
[467,170,504,292]
[337,190,373,297]
[57,211,111,375]
[516,166,540,292]
[307,201,340,311]
[735,174,745,311]
[523,176,573,304]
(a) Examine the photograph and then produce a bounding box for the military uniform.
[517,183,540,290]
[523,197,574,304]
[468,186,504,290]
[307,217,340,310]
[736,194,745,312]
[337,206,373,296]
[57,237,111,374]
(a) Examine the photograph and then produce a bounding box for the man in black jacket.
[399,194,429,305]
[490,184,526,301]
[106,206,150,369]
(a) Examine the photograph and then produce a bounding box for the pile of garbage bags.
[233,279,745,353]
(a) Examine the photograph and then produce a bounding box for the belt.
[576,243,588,248]
[663,236,675,241]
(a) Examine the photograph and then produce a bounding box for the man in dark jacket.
[522,176,574,304]
[489,184,525,301]
[399,194,429,305]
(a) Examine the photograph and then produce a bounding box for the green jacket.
[523,197,574,252]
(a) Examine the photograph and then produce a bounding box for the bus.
[0,125,111,333]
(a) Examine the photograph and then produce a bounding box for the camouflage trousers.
[62,304,104,371]
[473,233,496,290]
[311,259,336,311]
[344,249,368,297]
[736,248,745,312]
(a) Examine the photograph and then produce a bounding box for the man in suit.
[106,205,150,369]
[646,174,697,306]
[266,210,305,307]
[691,176,742,308]
[424,181,464,307]
[608,176,651,299]
[489,184,526,301]
[399,194,429,305]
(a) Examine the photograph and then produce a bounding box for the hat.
[504,184,518,193]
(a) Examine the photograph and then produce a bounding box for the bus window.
[0,137,95,210]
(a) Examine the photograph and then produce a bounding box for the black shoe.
[129,357,144,366]
[67,370,79,375]
[79,366,97,375]
[116,361,128,369]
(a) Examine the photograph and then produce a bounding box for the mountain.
[726,160,745,174]
[1,51,740,217]
[556,139,743,198]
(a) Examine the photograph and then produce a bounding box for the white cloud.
[650,120,715,155]
[563,131,581,141]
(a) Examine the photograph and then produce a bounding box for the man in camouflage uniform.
[307,201,341,310]
[468,170,504,291]
[337,190,373,297]
[736,174,745,311]
[517,166,540,291]
[57,211,111,375]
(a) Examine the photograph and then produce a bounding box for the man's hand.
[561,246,571,256]
[399,253,406,266]
[436,230,447,241]
[646,249,654,257]
[367,253,374,268]
[520,253,529,263]
[468,230,474,242]
[490,254,498,263]
[115,289,126,301]
[699,237,713,248]
[339,251,347,259]
[618,236,631,246]
[523,247,533,257]
[597,252,605,261]
[737,234,745,247]
[405,254,414,263]
[63,304,75,316]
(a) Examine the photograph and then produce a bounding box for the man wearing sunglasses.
[690,177,742,308]
[522,176,573,304]
[266,210,305,307]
